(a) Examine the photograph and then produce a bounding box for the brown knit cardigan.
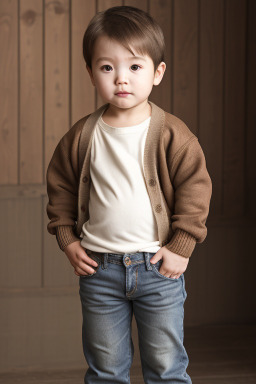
[46,101,212,258]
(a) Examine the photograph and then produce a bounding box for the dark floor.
[0,323,255,383]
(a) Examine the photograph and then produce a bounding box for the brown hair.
[82,6,165,72]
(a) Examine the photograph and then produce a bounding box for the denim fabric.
[79,251,192,384]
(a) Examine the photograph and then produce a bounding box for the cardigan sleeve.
[46,116,90,251]
[46,135,80,243]
[56,225,80,251]
[165,137,212,258]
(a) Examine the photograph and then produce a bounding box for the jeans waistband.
[85,249,154,270]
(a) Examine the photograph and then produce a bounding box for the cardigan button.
[149,178,156,186]
[155,204,162,213]
[82,176,88,183]
[81,205,86,212]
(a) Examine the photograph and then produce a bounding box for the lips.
[116,91,130,95]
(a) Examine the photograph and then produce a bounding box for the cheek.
[136,71,154,86]
[95,76,110,92]
[136,76,153,92]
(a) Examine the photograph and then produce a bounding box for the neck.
[102,100,151,127]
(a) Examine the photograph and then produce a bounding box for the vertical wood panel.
[246,0,256,217]
[199,0,224,216]
[223,0,246,217]
[0,197,42,288]
[149,0,172,113]
[0,0,18,185]
[173,0,198,134]
[124,0,147,10]
[44,0,70,170]
[71,0,96,123]
[20,0,43,184]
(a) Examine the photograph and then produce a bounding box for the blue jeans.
[79,250,192,384]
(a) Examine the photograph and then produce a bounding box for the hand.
[150,246,189,279]
[64,241,99,277]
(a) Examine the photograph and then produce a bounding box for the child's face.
[87,35,166,111]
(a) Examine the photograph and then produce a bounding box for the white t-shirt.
[80,110,161,254]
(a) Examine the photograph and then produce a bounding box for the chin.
[112,100,133,109]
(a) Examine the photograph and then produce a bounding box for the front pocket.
[80,254,100,278]
[151,260,180,281]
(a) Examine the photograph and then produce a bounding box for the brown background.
[0,0,255,373]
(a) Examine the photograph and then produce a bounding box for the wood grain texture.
[20,0,43,184]
[124,0,147,11]
[246,0,256,217]
[44,0,70,172]
[149,0,172,112]
[71,0,96,122]
[223,0,246,217]
[173,0,198,134]
[199,0,224,217]
[0,0,18,185]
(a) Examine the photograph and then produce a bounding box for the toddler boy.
[46,5,212,384]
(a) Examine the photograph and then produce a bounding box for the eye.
[101,65,113,72]
[131,64,141,71]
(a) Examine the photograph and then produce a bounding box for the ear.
[153,62,166,86]
[86,65,95,86]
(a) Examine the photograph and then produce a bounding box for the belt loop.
[145,252,153,271]
[102,254,108,270]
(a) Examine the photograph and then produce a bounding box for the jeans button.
[124,256,131,266]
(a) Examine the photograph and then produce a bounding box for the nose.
[115,70,128,85]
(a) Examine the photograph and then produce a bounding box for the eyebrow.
[95,56,146,64]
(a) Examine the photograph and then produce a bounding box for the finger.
[159,267,168,276]
[170,274,179,279]
[77,264,97,275]
[160,269,178,278]
[81,253,99,267]
[75,270,92,277]
[150,253,162,264]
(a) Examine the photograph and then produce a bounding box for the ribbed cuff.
[164,229,197,258]
[56,225,80,251]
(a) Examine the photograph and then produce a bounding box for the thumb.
[150,250,163,264]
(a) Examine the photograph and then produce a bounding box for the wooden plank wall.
[0,0,255,372]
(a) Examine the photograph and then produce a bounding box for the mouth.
[115,91,130,95]
[115,92,131,97]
